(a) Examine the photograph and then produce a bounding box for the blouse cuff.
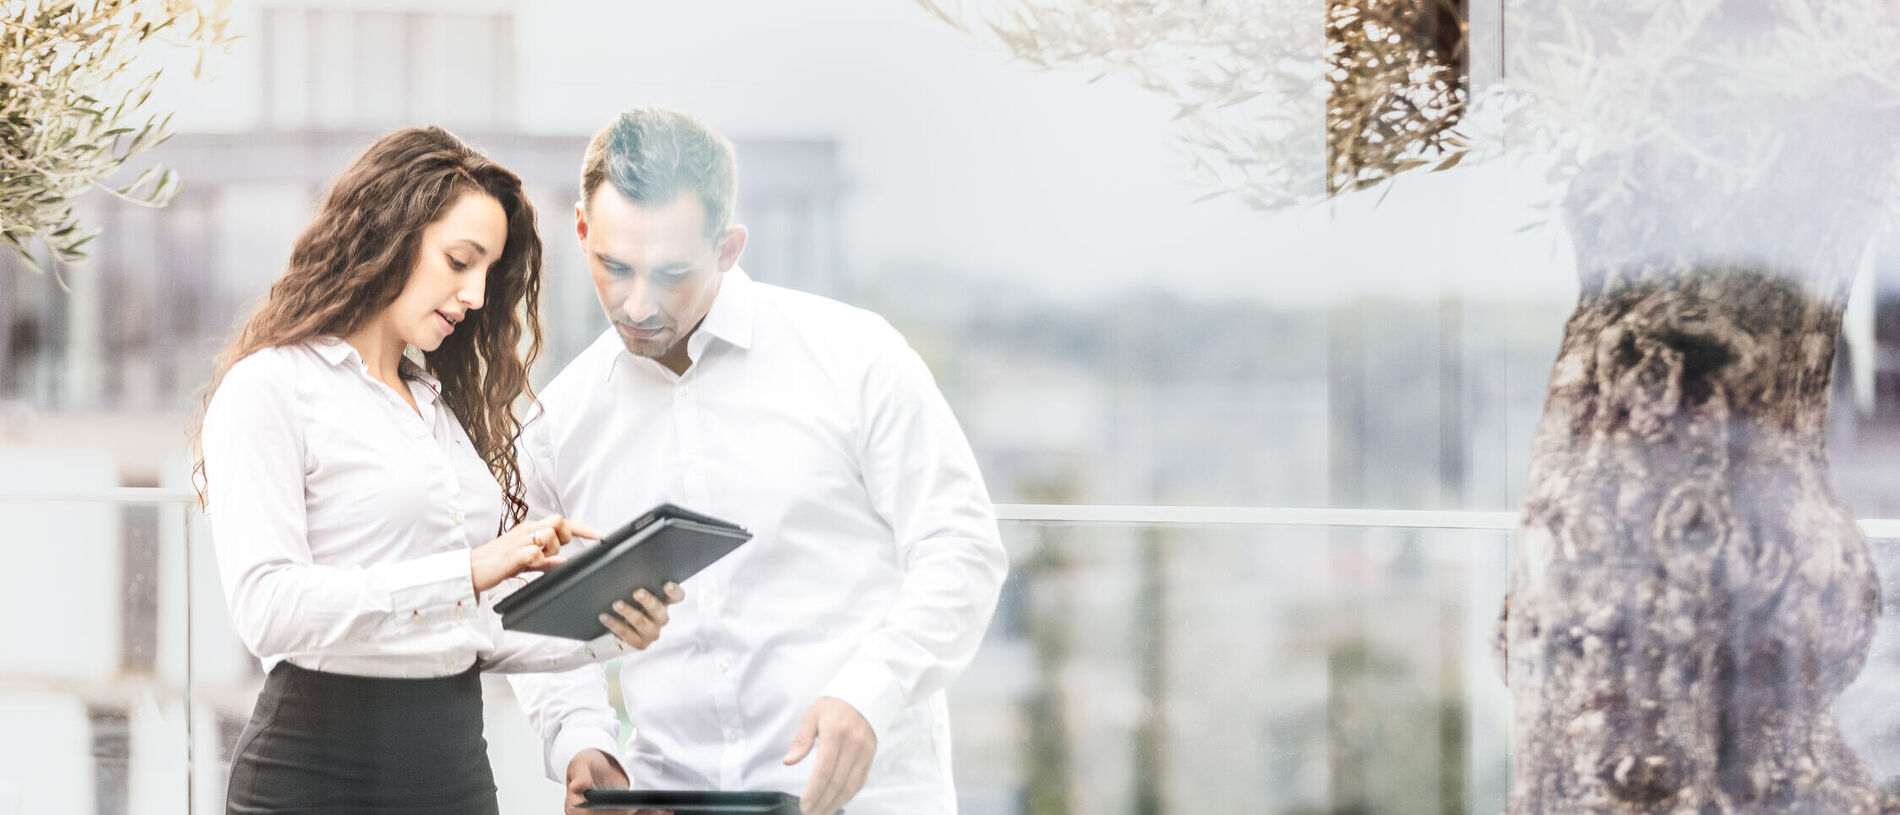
[375,549,475,615]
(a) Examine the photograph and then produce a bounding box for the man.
[507,108,1009,815]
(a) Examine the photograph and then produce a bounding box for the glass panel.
[7,1,1900,812]
[0,491,192,815]
[2,495,1899,812]
[945,521,1514,815]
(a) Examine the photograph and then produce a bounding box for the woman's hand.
[469,515,600,593]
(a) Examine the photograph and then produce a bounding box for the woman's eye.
[448,256,470,270]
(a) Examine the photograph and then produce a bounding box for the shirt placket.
[381,376,475,671]
[673,373,744,786]
[417,392,477,654]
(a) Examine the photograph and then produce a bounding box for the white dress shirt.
[201,337,636,678]
[507,269,1008,814]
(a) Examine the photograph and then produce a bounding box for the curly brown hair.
[190,126,544,530]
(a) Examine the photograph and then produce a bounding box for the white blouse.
[201,337,630,678]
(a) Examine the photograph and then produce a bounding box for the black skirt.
[225,661,500,815]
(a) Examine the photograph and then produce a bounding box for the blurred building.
[10,2,1900,815]
[0,3,855,814]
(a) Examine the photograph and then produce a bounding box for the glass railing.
[6,491,1900,814]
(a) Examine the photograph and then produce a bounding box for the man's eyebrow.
[447,238,490,257]
[593,254,694,275]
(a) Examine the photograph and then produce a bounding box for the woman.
[193,126,676,815]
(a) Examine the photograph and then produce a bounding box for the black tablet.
[495,503,750,640]
[577,789,802,813]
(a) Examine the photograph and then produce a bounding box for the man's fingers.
[800,765,830,815]
[563,790,593,815]
[784,708,820,765]
[630,589,669,626]
[598,610,651,649]
[839,744,875,812]
[803,738,843,815]
[565,750,638,815]
[610,599,662,644]
[663,581,685,604]
[792,701,876,815]
[563,774,593,815]
[809,735,872,815]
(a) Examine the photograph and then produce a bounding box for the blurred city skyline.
[10,2,1900,814]
[139,0,1582,310]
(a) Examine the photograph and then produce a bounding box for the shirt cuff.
[820,658,907,748]
[374,549,475,612]
[549,724,623,784]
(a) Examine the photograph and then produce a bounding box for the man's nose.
[618,278,658,323]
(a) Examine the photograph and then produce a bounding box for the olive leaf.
[2,0,233,281]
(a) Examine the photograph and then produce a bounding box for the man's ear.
[716,224,748,272]
[574,201,590,245]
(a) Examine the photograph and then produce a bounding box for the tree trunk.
[1497,108,1899,812]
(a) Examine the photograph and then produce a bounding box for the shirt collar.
[605,267,757,382]
[311,335,357,366]
[693,266,756,354]
[312,336,442,402]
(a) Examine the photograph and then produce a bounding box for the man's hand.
[783,697,877,815]
[598,582,686,651]
[563,748,672,815]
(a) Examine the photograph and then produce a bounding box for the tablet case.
[577,789,804,813]
[495,503,751,640]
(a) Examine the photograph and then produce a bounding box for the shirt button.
[679,383,691,395]
[724,729,739,744]
[451,511,465,525]
[718,660,730,674]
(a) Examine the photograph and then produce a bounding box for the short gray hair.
[580,108,737,238]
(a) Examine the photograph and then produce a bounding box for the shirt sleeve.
[501,410,626,782]
[819,326,1010,744]
[202,353,476,661]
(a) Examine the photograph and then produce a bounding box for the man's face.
[577,186,743,369]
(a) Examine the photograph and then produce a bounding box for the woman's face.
[381,190,509,353]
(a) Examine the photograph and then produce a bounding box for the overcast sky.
[157,0,1581,310]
